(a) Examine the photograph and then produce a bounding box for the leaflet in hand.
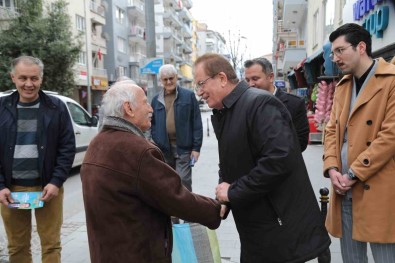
[8,192,44,209]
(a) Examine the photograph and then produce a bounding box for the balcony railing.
[128,0,144,11]
[90,1,105,17]
[130,25,145,38]
[278,40,305,51]
[182,23,192,38]
[92,67,107,77]
[129,52,146,64]
[163,11,182,28]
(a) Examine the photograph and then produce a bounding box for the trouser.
[1,185,64,263]
[165,144,193,192]
[341,196,395,263]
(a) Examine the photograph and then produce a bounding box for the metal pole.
[317,187,331,263]
[145,0,158,102]
[207,118,210,137]
[83,0,92,114]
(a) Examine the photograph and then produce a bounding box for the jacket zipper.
[277,218,283,226]
[268,197,283,226]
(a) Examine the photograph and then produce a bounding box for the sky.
[190,0,274,59]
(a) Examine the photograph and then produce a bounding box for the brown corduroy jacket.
[81,126,221,263]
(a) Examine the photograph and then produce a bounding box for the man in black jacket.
[0,56,76,263]
[194,53,330,262]
[244,57,309,152]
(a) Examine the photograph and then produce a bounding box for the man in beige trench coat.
[323,23,395,263]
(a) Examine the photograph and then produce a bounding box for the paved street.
[0,111,373,263]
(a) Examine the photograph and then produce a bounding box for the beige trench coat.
[323,58,395,243]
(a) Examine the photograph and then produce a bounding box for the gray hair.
[101,81,141,118]
[244,57,273,75]
[158,64,177,79]
[11,56,44,77]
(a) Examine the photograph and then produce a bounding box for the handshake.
[216,182,231,219]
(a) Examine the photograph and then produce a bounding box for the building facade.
[68,0,108,114]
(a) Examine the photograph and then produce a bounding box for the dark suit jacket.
[275,88,309,152]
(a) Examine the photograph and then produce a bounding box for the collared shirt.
[272,85,278,96]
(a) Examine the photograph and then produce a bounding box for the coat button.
[363,159,369,165]
[366,141,371,146]
[366,120,372,125]
[364,184,370,190]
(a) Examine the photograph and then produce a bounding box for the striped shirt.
[12,98,41,186]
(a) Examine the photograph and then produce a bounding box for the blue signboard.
[140,58,164,74]
[274,80,286,89]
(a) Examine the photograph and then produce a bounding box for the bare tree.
[225,29,247,77]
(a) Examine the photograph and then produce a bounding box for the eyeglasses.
[162,76,175,82]
[195,74,218,92]
[329,44,354,60]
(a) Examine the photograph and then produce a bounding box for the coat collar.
[222,80,249,109]
[4,90,56,108]
[336,58,394,118]
[158,85,179,105]
[337,58,395,87]
[102,116,145,138]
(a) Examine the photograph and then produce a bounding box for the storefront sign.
[362,6,389,38]
[79,71,87,81]
[353,0,389,38]
[91,76,108,90]
[140,58,164,74]
[353,0,383,20]
[274,80,286,89]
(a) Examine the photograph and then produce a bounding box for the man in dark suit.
[244,57,309,151]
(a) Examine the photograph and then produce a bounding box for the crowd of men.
[1,23,395,263]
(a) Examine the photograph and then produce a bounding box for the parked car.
[0,90,98,168]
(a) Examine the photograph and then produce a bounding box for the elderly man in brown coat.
[324,23,395,262]
[80,81,222,263]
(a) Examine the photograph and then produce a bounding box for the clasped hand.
[329,169,357,195]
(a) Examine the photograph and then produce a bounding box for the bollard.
[317,187,331,263]
[319,187,329,221]
[207,118,210,137]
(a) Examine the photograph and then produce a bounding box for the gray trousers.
[164,144,192,192]
[341,196,395,263]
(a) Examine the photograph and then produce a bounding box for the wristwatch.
[348,169,358,180]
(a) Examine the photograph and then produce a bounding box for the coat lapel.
[336,77,352,134]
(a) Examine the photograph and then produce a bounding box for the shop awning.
[304,48,324,86]
[305,48,324,64]
[294,58,308,88]
[287,70,298,90]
